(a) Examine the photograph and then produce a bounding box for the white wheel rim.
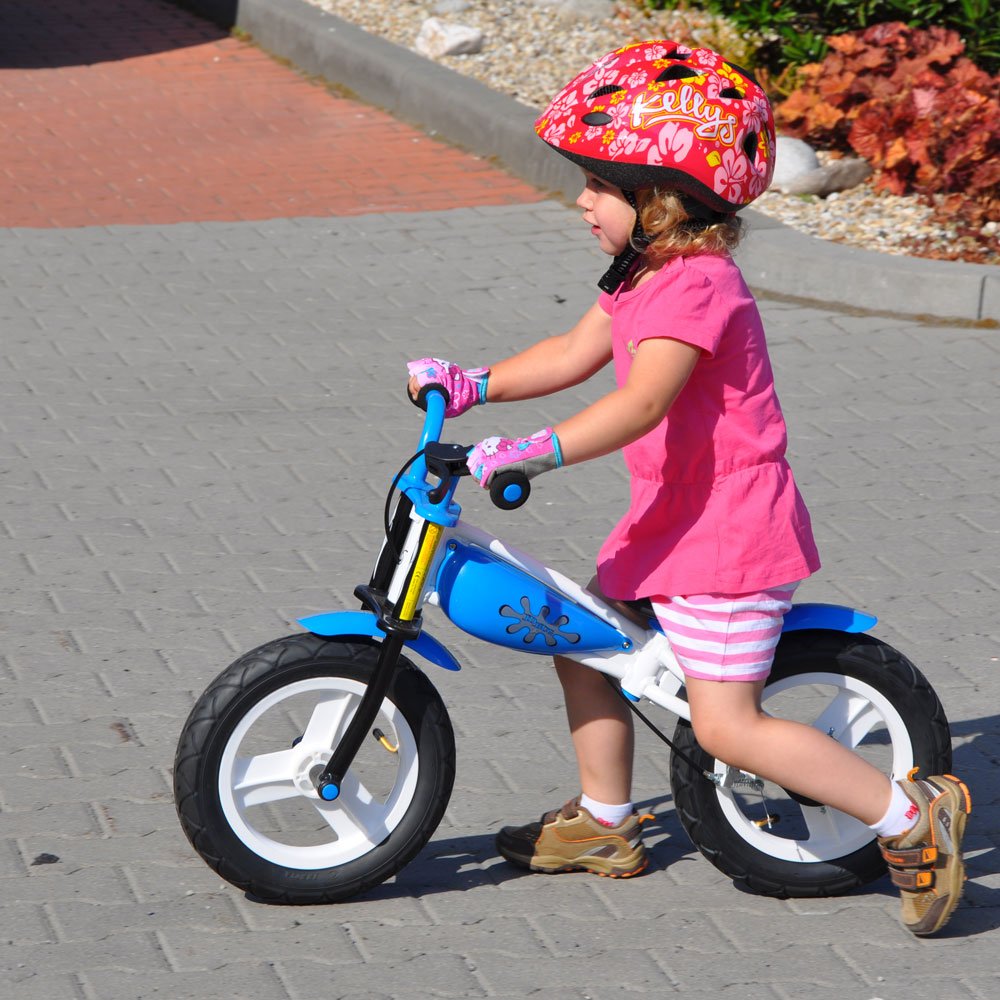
[218,676,420,869]
[714,671,915,863]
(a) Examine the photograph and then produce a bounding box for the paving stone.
[1,2,997,997]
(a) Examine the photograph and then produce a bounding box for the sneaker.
[878,770,972,936]
[495,797,650,878]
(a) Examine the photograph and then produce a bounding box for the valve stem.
[372,728,398,754]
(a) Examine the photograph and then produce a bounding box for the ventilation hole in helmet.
[663,48,690,60]
[723,60,761,86]
[719,87,745,99]
[581,111,613,126]
[588,84,625,100]
[742,130,758,164]
[655,66,699,83]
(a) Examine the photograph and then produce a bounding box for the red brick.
[0,0,544,228]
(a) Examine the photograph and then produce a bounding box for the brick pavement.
[3,207,999,999]
[1,2,999,999]
[0,0,543,228]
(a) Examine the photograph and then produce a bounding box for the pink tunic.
[595,253,820,599]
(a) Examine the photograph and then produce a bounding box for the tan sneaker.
[495,797,650,878]
[878,770,972,936]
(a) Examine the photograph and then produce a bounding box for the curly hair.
[635,188,744,267]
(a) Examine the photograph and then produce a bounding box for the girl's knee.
[690,708,761,768]
[691,716,731,762]
[686,678,766,766]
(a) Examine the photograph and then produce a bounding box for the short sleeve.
[630,258,733,359]
[598,290,614,315]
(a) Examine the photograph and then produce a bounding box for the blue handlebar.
[418,389,446,451]
[406,386,528,512]
[410,389,446,485]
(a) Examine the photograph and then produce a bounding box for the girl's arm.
[554,335,701,465]
[483,300,613,402]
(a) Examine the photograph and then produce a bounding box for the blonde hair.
[634,188,743,266]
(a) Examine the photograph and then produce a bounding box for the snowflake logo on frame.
[499,596,581,647]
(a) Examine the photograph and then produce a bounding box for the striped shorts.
[649,582,799,683]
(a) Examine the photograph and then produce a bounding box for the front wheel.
[669,630,952,898]
[174,634,456,903]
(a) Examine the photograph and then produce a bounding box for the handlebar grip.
[489,470,530,510]
[413,383,451,412]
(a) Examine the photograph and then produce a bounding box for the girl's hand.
[467,428,563,487]
[406,358,489,417]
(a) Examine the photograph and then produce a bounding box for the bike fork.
[315,513,444,801]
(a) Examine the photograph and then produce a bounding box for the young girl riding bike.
[407,40,970,937]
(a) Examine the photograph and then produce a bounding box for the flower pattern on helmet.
[647,120,694,166]
[713,147,749,202]
[608,128,652,159]
[534,39,776,213]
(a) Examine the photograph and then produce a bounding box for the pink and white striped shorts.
[650,583,799,682]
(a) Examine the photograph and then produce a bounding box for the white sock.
[869,780,920,839]
[580,794,633,828]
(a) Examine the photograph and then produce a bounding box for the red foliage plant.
[776,22,1000,237]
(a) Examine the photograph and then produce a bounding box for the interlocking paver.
[2,209,997,999]
[1,0,999,997]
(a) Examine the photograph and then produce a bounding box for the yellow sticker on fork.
[398,521,442,621]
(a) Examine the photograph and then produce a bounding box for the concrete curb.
[183,0,1000,324]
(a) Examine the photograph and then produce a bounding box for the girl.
[407,41,969,937]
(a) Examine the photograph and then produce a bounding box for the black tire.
[174,633,455,904]
[669,630,952,898]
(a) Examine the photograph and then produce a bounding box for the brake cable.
[603,675,712,780]
[383,448,427,564]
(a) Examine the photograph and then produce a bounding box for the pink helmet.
[535,40,775,214]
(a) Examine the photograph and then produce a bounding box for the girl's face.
[577,171,635,256]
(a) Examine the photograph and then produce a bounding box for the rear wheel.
[174,634,455,903]
[669,630,952,898]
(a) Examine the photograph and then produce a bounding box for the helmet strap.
[597,189,649,294]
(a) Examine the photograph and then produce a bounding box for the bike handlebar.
[414,387,530,511]
[417,387,447,452]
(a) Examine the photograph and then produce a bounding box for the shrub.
[776,22,1000,243]
[635,1,1000,75]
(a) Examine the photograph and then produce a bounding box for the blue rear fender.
[781,603,878,634]
[297,610,461,672]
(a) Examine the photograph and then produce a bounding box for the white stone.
[781,158,873,197]
[771,136,820,191]
[415,18,484,58]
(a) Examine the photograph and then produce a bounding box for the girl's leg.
[685,676,892,824]
[554,653,634,804]
[687,676,972,937]
[493,582,646,877]
[551,574,643,805]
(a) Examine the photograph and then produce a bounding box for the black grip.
[411,382,451,412]
[489,471,530,510]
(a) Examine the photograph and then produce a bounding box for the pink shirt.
[595,253,820,599]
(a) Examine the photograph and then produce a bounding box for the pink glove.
[406,358,489,418]
[467,428,563,487]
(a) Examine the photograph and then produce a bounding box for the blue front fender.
[297,610,461,672]
[782,603,877,633]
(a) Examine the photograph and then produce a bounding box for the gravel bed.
[305,0,997,265]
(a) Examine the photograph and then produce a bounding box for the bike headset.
[534,40,777,292]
